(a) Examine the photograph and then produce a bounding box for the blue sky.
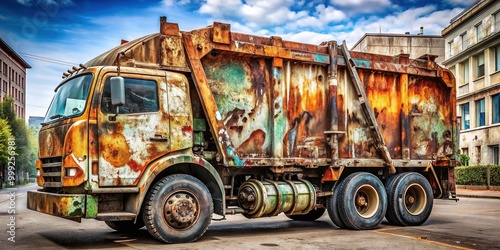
[0,0,475,119]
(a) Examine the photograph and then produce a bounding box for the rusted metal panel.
[409,76,454,160]
[212,22,231,44]
[159,36,188,69]
[272,62,285,158]
[201,54,272,158]
[166,72,193,151]
[183,33,243,166]
[359,71,403,159]
[160,17,181,37]
[62,120,88,187]
[282,61,329,159]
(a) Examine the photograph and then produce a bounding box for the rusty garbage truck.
[28,17,458,243]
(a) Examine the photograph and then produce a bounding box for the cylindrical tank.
[238,179,316,218]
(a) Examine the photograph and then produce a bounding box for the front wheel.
[386,172,433,226]
[337,172,387,230]
[142,174,213,243]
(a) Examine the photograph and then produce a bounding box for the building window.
[462,148,469,155]
[495,12,500,33]
[460,59,469,84]
[0,59,2,74]
[476,52,485,78]
[494,94,500,124]
[493,145,499,165]
[3,63,7,75]
[448,41,454,57]
[476,22,484,42]
[475,98,485,127]
[496,45,500,72]
[461,103,470,130]
[460,32,468,50]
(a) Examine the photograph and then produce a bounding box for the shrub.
[491,165,500,186]
[455,166,487,185]
[458,154,470,166]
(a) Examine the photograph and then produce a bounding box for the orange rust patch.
[127,159,143,172]
[237,129,266,155]
[99,132,130,167]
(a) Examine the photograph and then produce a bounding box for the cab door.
[97,70,170,186]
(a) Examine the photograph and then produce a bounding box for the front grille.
[41,157,62,187]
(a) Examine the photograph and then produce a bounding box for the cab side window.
[101,77,159,114]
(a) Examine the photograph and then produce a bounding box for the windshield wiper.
[49,114,68,120]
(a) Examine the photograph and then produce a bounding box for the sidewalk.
[456,188,500,199]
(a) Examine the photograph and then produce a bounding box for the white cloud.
[199,0,345,29]
[199,0,243,18]
[280,31,335,45]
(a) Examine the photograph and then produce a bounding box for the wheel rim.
[404,183,427,216]
[164,190,200,230]
[354,184,379,218]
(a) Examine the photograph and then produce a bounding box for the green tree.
[0,97,35,185]
[0,118,13,188]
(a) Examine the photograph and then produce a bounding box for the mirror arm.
[108,106,119,121]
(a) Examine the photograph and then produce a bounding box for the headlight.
[65,168,78,177]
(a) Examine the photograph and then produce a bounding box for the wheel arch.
[135,154,225,217]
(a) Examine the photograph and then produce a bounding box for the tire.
[337,172,387,230]
[286,208,326,221]
[386,172,433,226]
[384,173,405,225]
[142,174,213,243]
[327,179,348,228]
[105,219,144,233]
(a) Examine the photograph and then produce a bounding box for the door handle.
[150,134,168,142]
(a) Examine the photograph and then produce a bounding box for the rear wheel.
[384,173,405,225]
[386,172,433,226]
[105,219,144,233]
[286,208,326,221]
[142,174,213,243]
[327,179,348,228]
[337,172,387,230]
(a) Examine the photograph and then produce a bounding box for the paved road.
[1,185,499,249]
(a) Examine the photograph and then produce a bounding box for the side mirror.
[110,76,125,106]
[109,76,125,121]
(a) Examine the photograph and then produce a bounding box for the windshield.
[44,74,93,123]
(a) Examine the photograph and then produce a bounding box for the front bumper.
[27,190,97,222]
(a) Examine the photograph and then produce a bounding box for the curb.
[456,193,500,200]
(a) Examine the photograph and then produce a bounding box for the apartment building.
[442,0,500,165]
[0,38,31,119]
